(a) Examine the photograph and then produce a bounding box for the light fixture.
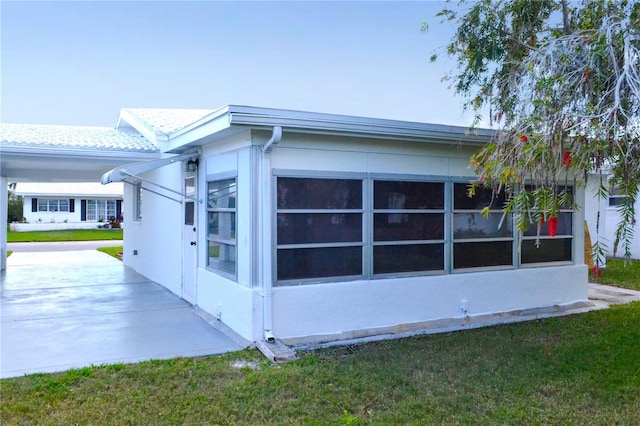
[185,158,199,173]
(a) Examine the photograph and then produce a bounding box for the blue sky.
[1,1,473,127]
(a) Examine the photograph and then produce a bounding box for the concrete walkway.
[7,240,122,252]
[1,248,245,379]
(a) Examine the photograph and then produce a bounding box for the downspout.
[261,126,282,342]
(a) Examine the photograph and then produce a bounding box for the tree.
[7,183,23,223]
[427,0,640,265]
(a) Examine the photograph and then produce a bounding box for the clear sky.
[1,1,474,128]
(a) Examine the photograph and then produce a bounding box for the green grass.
[591,258,640,290]
[2,303,640,424]
[7,229,122,243]
[97,246,123,260]
[2,256,638,424]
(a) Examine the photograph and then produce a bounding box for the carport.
[1,124,245,377]
[0,123,160,271]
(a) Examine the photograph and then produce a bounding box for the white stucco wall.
[264,133,588,343]
[123,162,183,297]
[273,265,587,343]
[604,205,640,259]
[21,196,82,224]
[585,175,640,260]
[195,131,259,340]
[135,129,589,345]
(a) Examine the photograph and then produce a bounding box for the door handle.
[190,241,197,246]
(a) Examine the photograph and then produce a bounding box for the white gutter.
[261,126,282,343]
[227,105,494,145]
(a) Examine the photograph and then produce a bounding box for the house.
[13,182,123,230]
[585,176,640,261]
[96,106,589,346]
[1,106,590,345]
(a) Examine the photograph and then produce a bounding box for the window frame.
[86,199,117,222]
[133,182,142,221]
[274,172,366,285]
[272,172,577,286]
[451,181,516,273]
[518,185,575,268]
[37,198,70,213]
[371,178,447,278]
[608,185,631,208]
[206,176,238,279]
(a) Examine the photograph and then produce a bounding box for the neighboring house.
[15,182,123,225]
[1,122,158,270]
[585,176,639,260]
[95,106,589,346]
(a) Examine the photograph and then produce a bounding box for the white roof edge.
[223,105,494,144]
[166,105,231,138]
[117,109,161,143]
[0,145,160,159]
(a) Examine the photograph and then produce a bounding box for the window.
[86,200,117,221]
[37,199,70,212]
[274,176,576,285]
[453,184,513,269]
[207,178,237,276]
[133,182,142,221]
[276,177,363,281]
[609,186,631,207]
[521,186,574,264]
[373,181,445,274]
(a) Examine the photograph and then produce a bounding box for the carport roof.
[0,123,159,153]
[0,123,160,182]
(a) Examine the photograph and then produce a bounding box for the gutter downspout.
[261,126,282,343]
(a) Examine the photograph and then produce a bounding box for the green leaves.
[431,0,640,262]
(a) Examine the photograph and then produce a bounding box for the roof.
[0,123,159,153]
[118,108,217,137]
[139,105,496,153]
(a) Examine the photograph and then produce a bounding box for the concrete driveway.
[1,245,245,379]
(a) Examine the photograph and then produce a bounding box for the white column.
[1,177,8,271]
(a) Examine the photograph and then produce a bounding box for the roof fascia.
[225,105,493,145]
[0,145,159,160]
[162,105,494,153]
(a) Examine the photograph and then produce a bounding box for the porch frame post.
[1,177,8,271]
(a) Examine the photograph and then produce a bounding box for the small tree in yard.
[7,183,23,223]
[427,0,640,266]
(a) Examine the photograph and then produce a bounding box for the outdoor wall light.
[186,158,199,173]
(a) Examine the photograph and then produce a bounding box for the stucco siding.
[272,265,588,343]
[123,163,183,297]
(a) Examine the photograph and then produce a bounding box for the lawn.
[592,258,640,290]
[97,246,123,260]
[2,254,638,424]
[2,302,639,424]
[7,229,122,243]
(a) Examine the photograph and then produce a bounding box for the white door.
[182,173,197,304]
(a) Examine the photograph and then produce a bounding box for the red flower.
[582,37,589,45]
[592,265,602,278]
[548,217,558,237]
[562,151,572,166]
[519,134,528,143]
